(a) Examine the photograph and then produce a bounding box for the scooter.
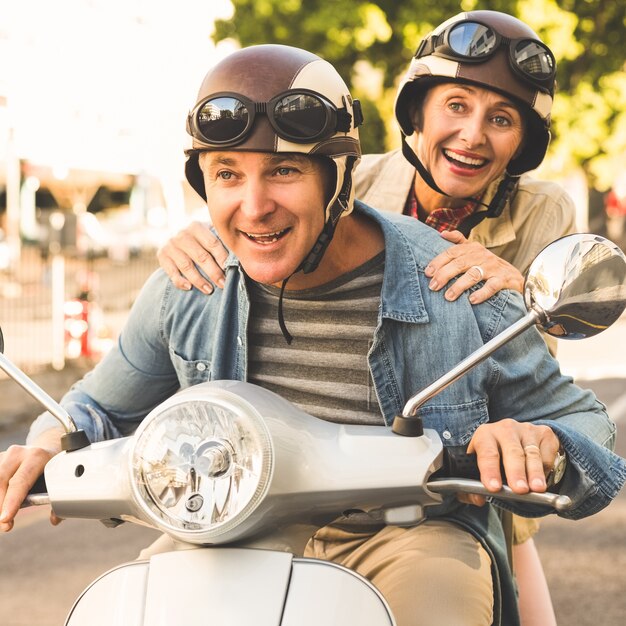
[2,233,625,626]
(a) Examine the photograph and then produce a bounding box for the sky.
[0,0,236,177]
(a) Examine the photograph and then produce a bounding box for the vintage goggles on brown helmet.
[415,20,556,94]
[187,89,361,148]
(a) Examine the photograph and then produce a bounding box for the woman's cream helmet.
[395,10,556,176]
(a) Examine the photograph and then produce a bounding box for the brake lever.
[427,477,573,512]
[21,493,51,508]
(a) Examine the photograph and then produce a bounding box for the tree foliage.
[214,0,626,189]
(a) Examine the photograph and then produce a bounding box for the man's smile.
[241,228,291,245]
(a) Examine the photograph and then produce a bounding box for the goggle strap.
[352,99,364,128]
[415,36,434,58]
[336,108,352,133]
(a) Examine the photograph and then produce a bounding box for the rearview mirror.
[524,234,626,339]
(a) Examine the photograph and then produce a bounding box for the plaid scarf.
[403,185,478,233]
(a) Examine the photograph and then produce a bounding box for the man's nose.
[240,178,276,219]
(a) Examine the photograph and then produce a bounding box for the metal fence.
[0,246,158,375]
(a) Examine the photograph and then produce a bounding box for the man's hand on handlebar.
[0,429,65,532]
[460,419,561,506]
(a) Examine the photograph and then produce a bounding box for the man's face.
[414,82,524,198]
[200,151,330,287]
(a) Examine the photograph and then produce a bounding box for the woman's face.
[414,82,525,199]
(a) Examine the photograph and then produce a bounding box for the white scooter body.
[4,234,623,626]
[43,380,567,626]
[66,549,395,626]
[46,379,446,626]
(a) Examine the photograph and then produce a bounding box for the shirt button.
[196,362,207,372]
[442,430,452,440]
[237,336,243,346]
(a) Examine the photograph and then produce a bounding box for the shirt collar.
[403,186,479,232]
[354,201,429,323]
[222,203,430,323]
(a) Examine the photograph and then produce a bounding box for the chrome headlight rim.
[129,385,274,540]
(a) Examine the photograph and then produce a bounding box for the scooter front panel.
[143,548,293,626]
[65,561,149,626]
[282,558,396,625]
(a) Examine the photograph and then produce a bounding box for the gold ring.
[470,265,485,281]
[523,444,541,454]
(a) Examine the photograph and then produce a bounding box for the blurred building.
[0,0,234,264]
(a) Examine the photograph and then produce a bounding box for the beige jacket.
[354,149,577,276]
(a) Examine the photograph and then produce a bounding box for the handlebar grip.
[20,473,50,509]
[441,445,480,480]
[29,472,47,495]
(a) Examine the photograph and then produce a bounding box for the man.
[1,44,624,626]
[156,16,580,623]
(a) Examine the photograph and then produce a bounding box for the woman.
[157,11,575,625]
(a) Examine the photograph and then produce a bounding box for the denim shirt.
[29,201,626,522]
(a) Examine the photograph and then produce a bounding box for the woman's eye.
[448,101,464,112]
[217,170,234,180]
[492,115,511,127]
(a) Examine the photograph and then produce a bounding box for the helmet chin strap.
[277,155,358,344]
[400,134,519,236]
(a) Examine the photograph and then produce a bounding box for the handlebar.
[433,445,573,511]
[427,478,573,511]
[22,493,51,508]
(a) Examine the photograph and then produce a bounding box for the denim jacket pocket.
[168,348,212,387]
[416,398,490,446]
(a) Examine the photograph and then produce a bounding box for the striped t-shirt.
[246,252,385,426]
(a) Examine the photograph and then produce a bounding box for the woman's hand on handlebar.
[157,220,228,294]
[0,430,64,531]
[462,419,561,506]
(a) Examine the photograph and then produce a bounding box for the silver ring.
[470,265,485,281]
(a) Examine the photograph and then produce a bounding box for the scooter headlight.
[130,388,273,540]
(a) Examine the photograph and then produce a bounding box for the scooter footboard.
[64,548,395,626]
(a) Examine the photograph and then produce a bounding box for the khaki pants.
[304,520,494,626]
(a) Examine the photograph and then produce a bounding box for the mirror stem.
[402,306,544,418]
[0,351,78,435]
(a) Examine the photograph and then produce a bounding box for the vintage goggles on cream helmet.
[185,44,363,342]
[185,44,362,253]
[396,10,555,179]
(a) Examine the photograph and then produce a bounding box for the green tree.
[214,0,626,189]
